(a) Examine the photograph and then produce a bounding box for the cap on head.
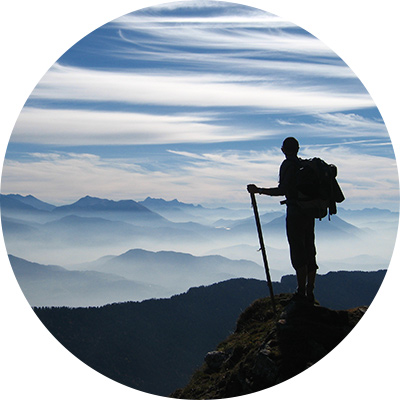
[281,137,299,153]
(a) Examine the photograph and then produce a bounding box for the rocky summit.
[171,293,367,399]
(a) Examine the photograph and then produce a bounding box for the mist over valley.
[1,193,397,307]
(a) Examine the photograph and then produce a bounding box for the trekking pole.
[249,192,277,315]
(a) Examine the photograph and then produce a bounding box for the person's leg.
[296,266,307,296]
[306,268,317,297]
[286,208,307,296]
[304,216,318,301]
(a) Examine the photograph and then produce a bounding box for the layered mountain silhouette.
[34,271,385,397]
[52,195,165,224]
[9,251,266,306]
[2,193,392,397]
[138,196,249,224]
[1,194,398,398]
[1,193,375,243]
[0,194,51,222]
[11,248,387,308]
[3,194,56,211]
[78,248,265,289]
[10,254,162,306]
[140,196,204,210]
[2,193,395,299]
[2,193,388,263]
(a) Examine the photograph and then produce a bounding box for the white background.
[1,1,399,399]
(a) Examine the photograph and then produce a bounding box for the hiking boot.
[307,293,315,304]
[291,291,307,302]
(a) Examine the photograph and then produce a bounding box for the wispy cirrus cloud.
[116,0,294,29]
[115,17,324,54]
[276,113,388,139]
[108,4,351,81]
[10,59,376,147]
[22,62,373,117]
[13,107,267,145]
[11,1,376,148]
[112,25,356,80]
[29,64,370,112]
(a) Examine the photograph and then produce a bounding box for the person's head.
[281,137,299,156]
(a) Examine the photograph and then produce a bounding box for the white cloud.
[112,29,356,80]
[3,147,397,209]
[276,112,388,139]
[166,150,208,160]
[316,113,386,134]
[29,63,369,114]
[9,62,376,146]
[114,11,331,56]
[160,146,399,208]
[301,146,399,207]
[1,153,165,204]
[116,1,293,29]
[10,62,375,145]
[12,107,271,145]
[3,1,395,210]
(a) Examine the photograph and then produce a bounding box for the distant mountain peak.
[140,197,203,209]
[1,193,55,212]
[74,195,111,206]
[54,195,157,214]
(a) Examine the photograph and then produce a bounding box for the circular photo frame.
[1,1,399,400]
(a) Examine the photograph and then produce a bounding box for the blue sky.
[2,0,398,210]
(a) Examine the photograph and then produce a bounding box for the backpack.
[295,157,345,220]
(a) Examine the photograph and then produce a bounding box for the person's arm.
[259,186,285,196]
[247,184,285,196]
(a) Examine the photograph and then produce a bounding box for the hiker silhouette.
[247,137,318,303]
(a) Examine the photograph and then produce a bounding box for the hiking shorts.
[286,206,318,272]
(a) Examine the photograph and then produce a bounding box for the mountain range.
[33,270,386,397]
[10,251,266,306]
[1,193,397,303]
[3,194,56,211]
[9,254,162,307]
[1,193,392,397]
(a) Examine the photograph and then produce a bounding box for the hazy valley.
[1,193,397,307]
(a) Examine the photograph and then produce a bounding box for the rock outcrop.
[171,293,367,399]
